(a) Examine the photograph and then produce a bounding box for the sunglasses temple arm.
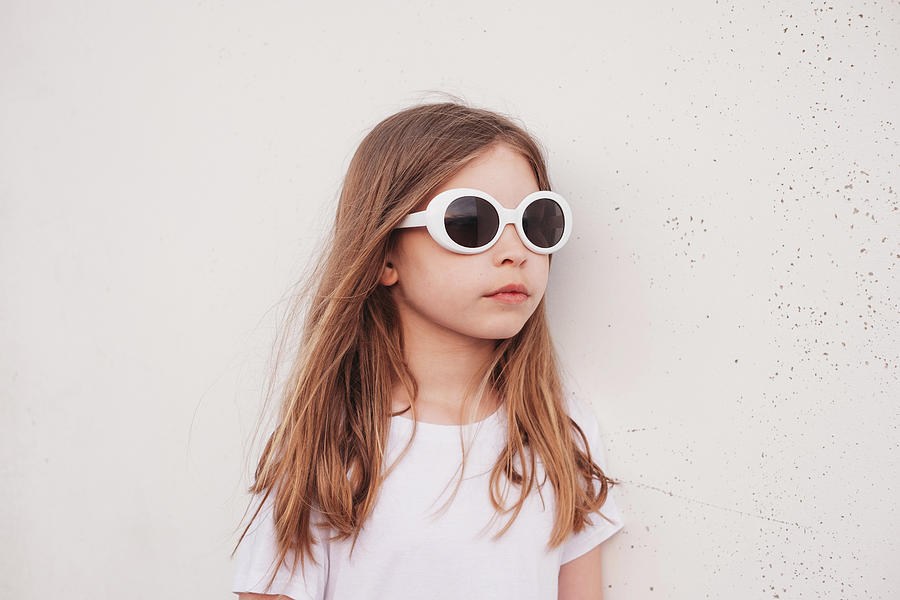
[395,211,427,229]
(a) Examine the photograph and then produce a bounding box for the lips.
[486,283,529,297]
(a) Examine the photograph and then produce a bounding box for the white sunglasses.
[393,187,573,255]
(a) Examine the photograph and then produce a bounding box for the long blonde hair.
[232,99,618,590]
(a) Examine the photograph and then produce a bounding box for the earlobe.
[380,261,399,286]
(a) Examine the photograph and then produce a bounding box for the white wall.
[2,1,897,598]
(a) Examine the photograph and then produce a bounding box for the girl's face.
[380,142,551,342]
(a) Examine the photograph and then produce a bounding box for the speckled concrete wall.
[2,1,896,599]
[546,3,899,597]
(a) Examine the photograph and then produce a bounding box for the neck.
[391,316,500,425]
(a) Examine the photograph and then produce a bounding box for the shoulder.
[557,391,626,563]
[560,391,609,469]
[231,489,329,600]
[560,392,601,437]
[560,391,593,422]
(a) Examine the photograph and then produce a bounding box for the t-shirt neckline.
[389,403,506,441]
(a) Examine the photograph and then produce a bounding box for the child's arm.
[557,393,625,599]
[558,543,604,600]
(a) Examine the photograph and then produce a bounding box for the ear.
[379,259,399,287]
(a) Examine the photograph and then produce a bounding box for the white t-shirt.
[232,393,625,599]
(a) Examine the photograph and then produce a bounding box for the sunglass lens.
[522,198,565,248]
[444,196,499,248]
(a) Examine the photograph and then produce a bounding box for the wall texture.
[2,1,897,598]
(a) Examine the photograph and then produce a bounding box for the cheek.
[399,247,462,286]
[531,257,551,292]
[417,260,489,296]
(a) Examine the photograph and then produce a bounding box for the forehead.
[431,143,540,209]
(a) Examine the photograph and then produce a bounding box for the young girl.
[231,101,625,600]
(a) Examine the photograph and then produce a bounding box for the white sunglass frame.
[393,187,573,255]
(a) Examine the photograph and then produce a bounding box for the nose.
[492,222,530,265]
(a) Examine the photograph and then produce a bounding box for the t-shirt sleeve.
[231,491,328,600]
[559,394,626,565]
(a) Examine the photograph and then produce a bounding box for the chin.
[478,321,529,341]
[452,309,535,341]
